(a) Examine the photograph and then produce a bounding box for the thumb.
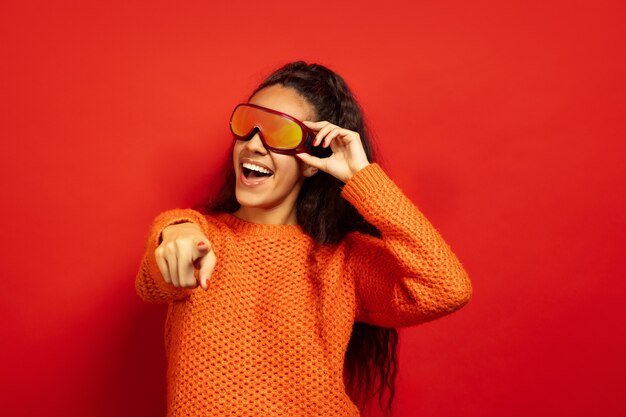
[192,238,211,260]
[296,152,325,171]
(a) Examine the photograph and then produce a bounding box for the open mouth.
[241,161,274,179]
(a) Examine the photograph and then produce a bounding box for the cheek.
[232,143,243,170]
[273,156,302,183]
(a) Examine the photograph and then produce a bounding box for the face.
[232,84,318,223]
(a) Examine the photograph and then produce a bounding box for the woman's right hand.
[154,222,216,291]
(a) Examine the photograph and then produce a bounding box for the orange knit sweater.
[136,163,472,416]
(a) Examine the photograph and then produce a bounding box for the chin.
[235,189,271,209]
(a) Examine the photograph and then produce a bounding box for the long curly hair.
[202,61,399,416]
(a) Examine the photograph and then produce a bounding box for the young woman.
[136,61,472,417]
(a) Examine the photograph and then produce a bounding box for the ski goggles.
[229,103,316,155]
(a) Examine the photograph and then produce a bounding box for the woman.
[136,61,472,416]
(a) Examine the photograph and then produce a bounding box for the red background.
[2,1,625,416]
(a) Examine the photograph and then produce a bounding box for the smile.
[239,160,274,187]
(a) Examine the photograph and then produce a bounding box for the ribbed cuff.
[341,163,392,206]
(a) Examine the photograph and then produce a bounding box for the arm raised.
[342,164,472,327]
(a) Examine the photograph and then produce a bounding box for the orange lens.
[231,105,303,149]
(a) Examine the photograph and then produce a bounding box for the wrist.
[346,161,370,182]
[161,221,195,242]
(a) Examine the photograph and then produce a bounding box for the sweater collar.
[217,213,306,236]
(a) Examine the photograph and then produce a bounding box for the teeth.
[242,162,273,175]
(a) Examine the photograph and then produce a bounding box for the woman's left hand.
[296,120,370,183]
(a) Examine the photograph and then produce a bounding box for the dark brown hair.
[203,61,398,415]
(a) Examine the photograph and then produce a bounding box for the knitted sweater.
[136,163,472,416]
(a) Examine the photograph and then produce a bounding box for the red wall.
[2,1,625,416]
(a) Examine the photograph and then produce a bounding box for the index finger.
[302,120,330,131]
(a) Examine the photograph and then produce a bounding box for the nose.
[243,130,268,154]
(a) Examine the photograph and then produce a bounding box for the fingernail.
[197,241,207,248]
[204,278,210,289]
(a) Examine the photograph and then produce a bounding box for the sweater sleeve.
[341,163,472,327]
[135,208,211,304]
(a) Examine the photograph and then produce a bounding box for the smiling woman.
[135,61,472,417]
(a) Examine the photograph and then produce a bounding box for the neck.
[233,205,298,225]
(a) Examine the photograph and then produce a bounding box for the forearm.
[343,164,472,326]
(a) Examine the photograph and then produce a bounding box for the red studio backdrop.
[1,1,625,416]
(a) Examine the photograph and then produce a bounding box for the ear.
[302,163,319,178]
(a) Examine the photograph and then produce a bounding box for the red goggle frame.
[229,103,316,155]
